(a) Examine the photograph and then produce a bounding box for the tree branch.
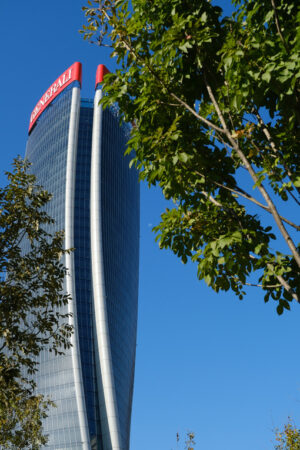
[231,275,281,288]
[201,191,298,301]
[201,191,249,232]
[243,281,281,288]
[276,274,299,302]
[203,75,300,269]
[270,0,289,53]
[196,173,300,231]
[101,7,226,135]
[288,189,300,207]
[249,255,299,302]
[254,108,300,195]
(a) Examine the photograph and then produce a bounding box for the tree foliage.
[184,431,196,450]
[0,158,73,448]
[82,0,300,312]
[274,419,300,450]
[173,431,196,450]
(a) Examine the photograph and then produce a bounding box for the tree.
[274,419,300,449]
[0,158,73,448]
[82,0,300,313]
[173,431,196,450]
[184,431,196,450]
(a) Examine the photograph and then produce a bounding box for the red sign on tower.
[29,62,82,133]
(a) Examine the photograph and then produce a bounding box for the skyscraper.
[26,62,139,450]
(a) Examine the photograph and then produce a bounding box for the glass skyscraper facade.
[25,63,139,450]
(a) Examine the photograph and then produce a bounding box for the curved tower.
[25,62,139,450]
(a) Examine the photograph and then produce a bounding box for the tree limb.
[97,3,300,268]
[243,281,281,288]
[101,7,226,135]
[248,255,299,302]
[201,191,249,232]
[197,174,300,231]
[270,0,289,53]
[204,75,300,269]
[288,189,300,207]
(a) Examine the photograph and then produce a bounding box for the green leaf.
[264,10,274,23]
[282,300,291,310]
[178,152,189,163]
[277,304,284,315]
[262,71,271,83]
[294,177,300,187]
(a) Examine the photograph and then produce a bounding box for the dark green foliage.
[82,0,300,311]
[0,158,73,447]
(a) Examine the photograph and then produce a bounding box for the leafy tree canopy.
[82,0,300,313]
[0,158,73,448]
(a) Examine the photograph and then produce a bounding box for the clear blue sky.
[1,2,300,449]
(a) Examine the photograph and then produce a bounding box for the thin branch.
[97,43,113,48]
[196,173,300,231]
[201,191,222,208]
[249,255,299,302]
[170,91,226,134]
[6,227,27,250]
[101,7,226,135]
[243,281,281,288]
[201,190,248,231]
[254,108,300,195]
[0,342,6,352]
[201,190,298,300]
[231,275,281,288]
[204,75,300,269]
[275,274,299,302]
[224,81,235,131]
[157,100,182,107]
[253,110,278,153]
[288,189,300,207]
[270,0,289,53]
[213,130,234,151]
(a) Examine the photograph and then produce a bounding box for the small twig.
[157,100,181,107]
[249,255,299,302]
[288,189,300,207]
[197,173,300,231]
[202,191,221,208]
[97,43,113,48]
[270,0,289,53]
[231,275,281,288]
[254,108,300,195]
[243,281,281,288]
[170,91,226,134]
[201,191,247,231]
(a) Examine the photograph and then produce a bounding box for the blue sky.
[1,1,300,449]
